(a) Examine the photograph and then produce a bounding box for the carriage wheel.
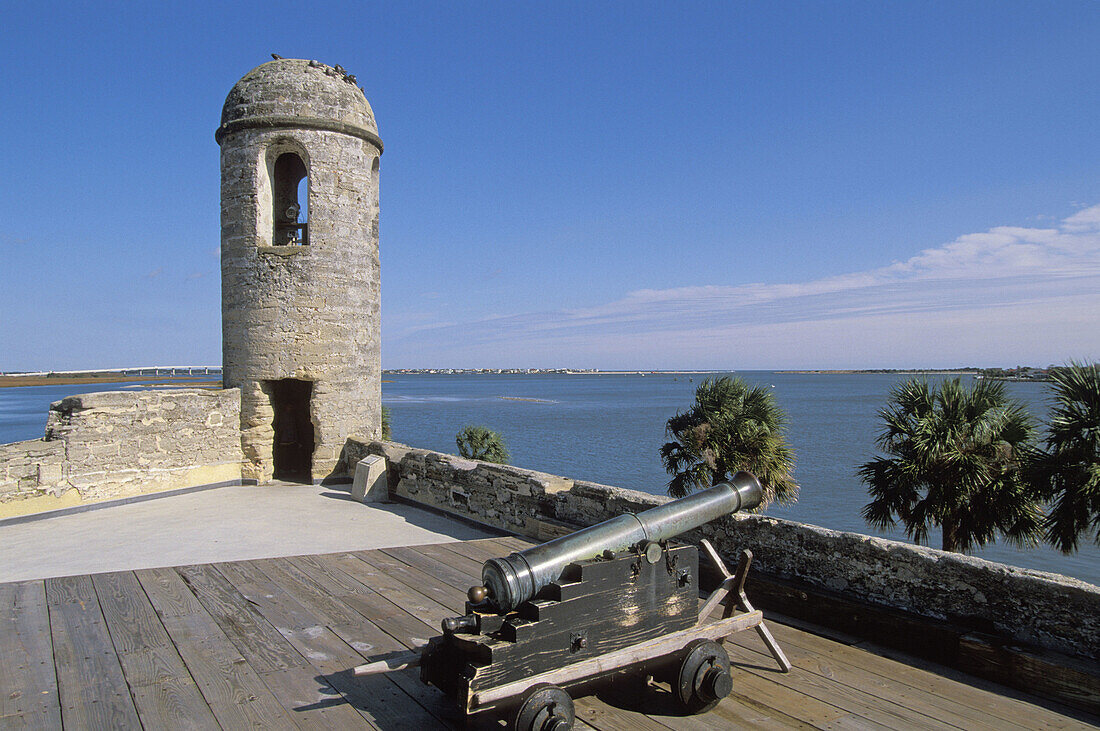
[512,683,574,731]
[676,639,733,714]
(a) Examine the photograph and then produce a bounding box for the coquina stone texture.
[346,438,1100,664]
[219,58,383,482]
[0,389,243,518]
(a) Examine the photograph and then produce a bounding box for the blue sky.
[2,1,1098,370]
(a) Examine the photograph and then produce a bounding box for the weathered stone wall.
[220,59,382,482]
[0,439,67,508]
[0,389,243,518]
[350,439,1100,663]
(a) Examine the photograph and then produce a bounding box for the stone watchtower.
[217,58,382,483]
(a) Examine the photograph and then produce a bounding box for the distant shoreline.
[0,374,220,389]
[776,370,978,375]
[580,371,716,375]
[384,370,725,376]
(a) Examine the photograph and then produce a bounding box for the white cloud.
[1063,204,1100,233]
[384,204,1100,367]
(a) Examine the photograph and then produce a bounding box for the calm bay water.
[382,372,1099,586]
[2,373,1097,585]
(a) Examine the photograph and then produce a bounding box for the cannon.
[354,472,791,729]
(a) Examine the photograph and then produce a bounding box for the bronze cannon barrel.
[479,472,763,612]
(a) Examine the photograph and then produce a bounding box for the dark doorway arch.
[268,378,314,482]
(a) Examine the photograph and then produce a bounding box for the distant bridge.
[1,366,222,377]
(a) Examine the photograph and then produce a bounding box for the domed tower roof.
[216,58,382,150]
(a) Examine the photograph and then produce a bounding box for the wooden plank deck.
[1,536,1096,730]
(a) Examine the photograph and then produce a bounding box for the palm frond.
[859,376,1041,552]
[1038,362,1100,553]
[661,376,797,506]
[455,425,509,464]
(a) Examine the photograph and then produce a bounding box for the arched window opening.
[272,152,308,245]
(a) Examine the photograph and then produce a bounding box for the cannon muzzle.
[476,471,762,612]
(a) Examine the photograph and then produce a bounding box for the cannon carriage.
[355,472,790,729]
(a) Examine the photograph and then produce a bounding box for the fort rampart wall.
[346,438,1099,668]
[0,389,243,518]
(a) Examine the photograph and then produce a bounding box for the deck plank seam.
[45,581,64,731]
[708,608,998,729]
[724,637,969,731]
[0,580,64,728]
[91,570,216,730]
[748,628,1042,730]
[764,615,1100,727]
[135,566,298,729]
[46,575,144,729]
[324,552,447,636]
[239,553,460,728]
[243,556,442,728]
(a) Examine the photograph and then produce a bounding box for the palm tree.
[660,376,797,506]
[456,425,510,464]
[859,378,1042,553]
[1034,362,1100,553]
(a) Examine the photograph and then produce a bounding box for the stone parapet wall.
[350,438,1100,663]
[346,439,572,535]
[0,389,244,518]
[0,439,67,505]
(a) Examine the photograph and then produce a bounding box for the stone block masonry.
[220,124,381,478]
[0,389,244,518]
[347,438,1100,668]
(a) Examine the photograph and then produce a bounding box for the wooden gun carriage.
[355,473,790,729]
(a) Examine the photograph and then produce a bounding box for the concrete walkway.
[0,482,495,582]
